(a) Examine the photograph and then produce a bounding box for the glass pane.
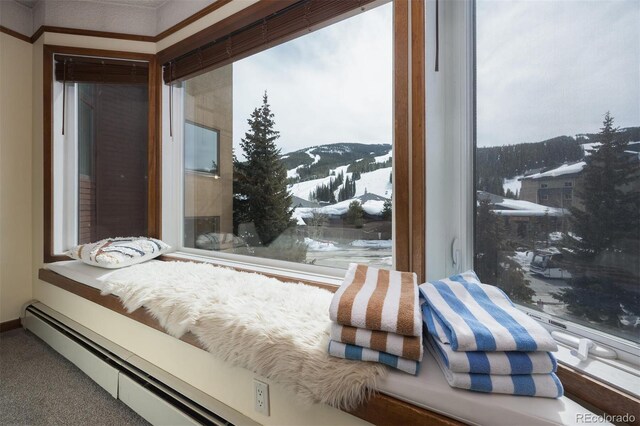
[77,83,149,243]
[475,0,640,343]
[185,121,219,174]
[182,3,393,269]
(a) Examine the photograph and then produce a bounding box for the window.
[474,0,639,348]
[167,3,395,273]
[45,47,158,261]
[185,121,219,175]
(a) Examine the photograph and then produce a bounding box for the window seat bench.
[39,261,609,426]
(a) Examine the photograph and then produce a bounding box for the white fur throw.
[101,261,387,409]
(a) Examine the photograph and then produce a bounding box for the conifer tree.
[555,113,640,324]
[475,199,534,304]
[381,198,392,221]
[233,92,294,246]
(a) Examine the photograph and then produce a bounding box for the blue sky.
[231,0,639,154]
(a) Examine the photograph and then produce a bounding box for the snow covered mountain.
[282,143,393,219]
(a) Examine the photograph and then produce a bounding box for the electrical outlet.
[254,379,270,416]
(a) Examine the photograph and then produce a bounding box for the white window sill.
[379,348,610,426]
[554,342,639,399]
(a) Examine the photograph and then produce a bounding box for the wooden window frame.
[157,0,426,282]
[43,45,161,263]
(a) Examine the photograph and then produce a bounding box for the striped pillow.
[67,237,171,269]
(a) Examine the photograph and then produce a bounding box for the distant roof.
[357,192,389,202]
[521,161,586,180]
[477,191,567,217]
[291,195,321,208]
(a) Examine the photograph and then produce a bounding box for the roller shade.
[162,0,378,84]
[54,55,149,85]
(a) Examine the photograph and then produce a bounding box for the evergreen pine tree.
[381,198,392,221]
[555,113,640,324]
[346,201,365,228]
[475,199,534,304]
[233,92,294,246]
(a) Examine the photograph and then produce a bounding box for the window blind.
[54,55,149,85]
[162,0,378,84]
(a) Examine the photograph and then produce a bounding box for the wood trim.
[31,0,233,44]
[43,45,159,262]
[154,0,234,41]
[147,56,161,238]
[349,393,463,426]
[0,318,22,333]
[156,0,299,65]
[0,25,31,43]
[31,25,156,44]
[393,0,410,273]
[38,268,462,426]
[43,45,55,264]
[557,364,640,426]
[410,0,426,282]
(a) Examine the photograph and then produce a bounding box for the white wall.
[0,33,33,323]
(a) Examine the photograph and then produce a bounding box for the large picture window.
[474,0,639,344]
[174,2,394,270]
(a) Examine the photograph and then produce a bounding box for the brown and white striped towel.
[329,263,421,336]
[331,323,423,361]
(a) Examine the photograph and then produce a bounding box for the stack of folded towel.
[419,270,564,398]
[328,263,423,375]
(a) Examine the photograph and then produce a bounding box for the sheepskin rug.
[101,261,387,409]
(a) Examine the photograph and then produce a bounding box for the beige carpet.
[0,328,148,425]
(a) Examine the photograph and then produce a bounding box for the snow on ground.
[503,175,523,195]
[305,237,339,251]
[292,197,387,220]
[288,174,335,200]
[549,232,563,242]
[351,240,392,248]
[525,162,586,179]
[493,198,566,217]
[289,166,392,202]
[374,150,392,164]
[306,149,321,164]
[287,165,304,179]
[512,251,533,271]
[354,167,392,198]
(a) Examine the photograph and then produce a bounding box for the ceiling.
[15,0,169,9]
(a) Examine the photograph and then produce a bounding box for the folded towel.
[328,340,419,375]
[330,264,421,336]
[427,338,563,398]
[331,323,423,361]
[427,330,557,375]
[419,271,557,352]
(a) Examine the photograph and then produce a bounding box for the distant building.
[519,162,585,210]
[477,191,567,239]
[520,143,640,211]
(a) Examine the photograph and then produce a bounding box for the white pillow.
[66,237,171,269]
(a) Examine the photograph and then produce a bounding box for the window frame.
[43,45,161,263]
[183,120,220,176]
[160,0,426,282]
[456,0,639,412]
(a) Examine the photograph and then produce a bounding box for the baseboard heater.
[21,302,259,426]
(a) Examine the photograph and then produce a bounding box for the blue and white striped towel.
[328,340,419,375]
[427,337,563,398]
[427,330,557,375]
[419,271,557,352]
